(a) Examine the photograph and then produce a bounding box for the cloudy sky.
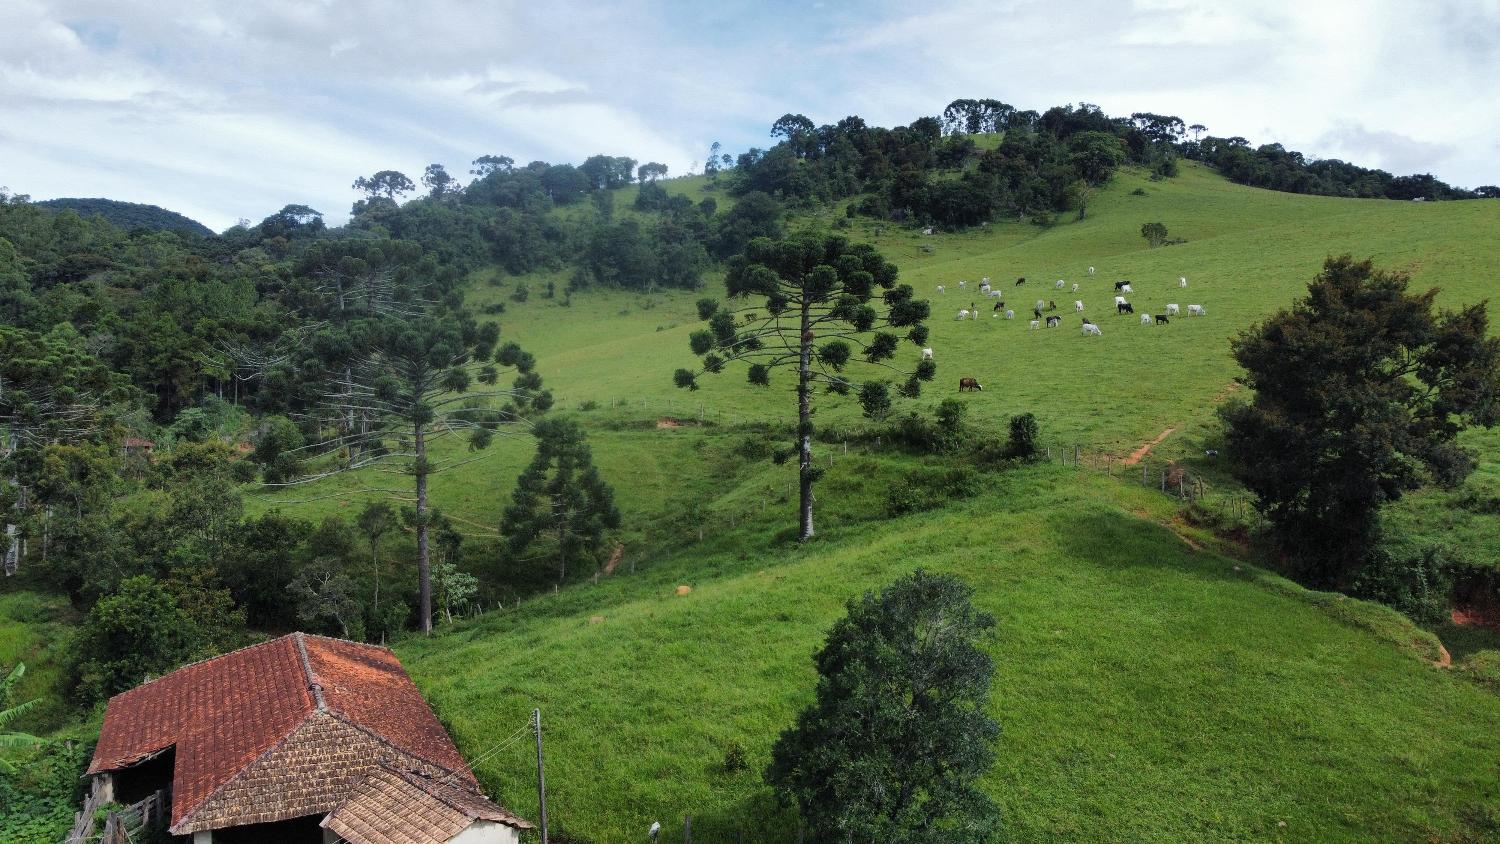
[3,0,1496,231]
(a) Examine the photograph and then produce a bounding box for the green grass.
[229,164,1500,840]
[399,465,1500,843]
[0,592,75,735]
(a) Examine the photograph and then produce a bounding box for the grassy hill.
[224,162,1500,840]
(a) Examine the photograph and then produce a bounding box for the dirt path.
[1124,427,1175,466]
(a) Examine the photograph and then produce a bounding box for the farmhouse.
[86,632,532,843]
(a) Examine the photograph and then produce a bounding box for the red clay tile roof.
[88,633,483,834]
[323,765,532,844]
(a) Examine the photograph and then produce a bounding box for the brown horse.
[959,377,983,392]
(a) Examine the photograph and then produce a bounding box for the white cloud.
[2,0,1496,231]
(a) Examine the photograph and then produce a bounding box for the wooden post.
[684,816,692,843]
[533,709,548,844]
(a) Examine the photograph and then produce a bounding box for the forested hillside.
[2,97,1498,842]
[34,197,214,238]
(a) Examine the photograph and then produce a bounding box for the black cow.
[1015,277,1026,286]
[1117,302,1134,314]
[1155,314,1170,324]
[1046,315,1062,327]
[1114,280,1130,290]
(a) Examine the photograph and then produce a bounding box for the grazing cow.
[1071,282,1079,292]
[922,348,933,360]
[1166,303,1180,315]
[979,282,991,294]
[1117,302,1134,315]
[1015,277,1026,286]
[956,309,970,320]
[982,277,991,285]
[1005,309,1015,319]
[1048,300,1058,311]
[1033,307,1043,319]
[1114,295,1127,306]
[1029,319,1039,329]
[1087,266,1096,275]
[937,284,945,294]
[1179,276,1187,287]
[1188,304,1205,316]
[994,301,1004,312]
[1055,279,1065,289]
[1120,284,1132,293]
[1035,299,1046,311]
[1155,314,1170,324]
[1140,313,1152,325]
[1074,300,1085,311]
[959,377,982,392]
[1046,315,1062,327]
[989,289,1004,298]
[1114,280,1129,290]
[922,226,934,235]
[959,280,967,289]
[1082,323,1102,336]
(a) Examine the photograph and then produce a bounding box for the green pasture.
[400,465,1500,843]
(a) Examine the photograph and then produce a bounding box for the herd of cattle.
[935,268,1206,334]
[924,268,1210,390]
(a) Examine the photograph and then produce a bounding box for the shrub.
[695,298,719,320]
[578,399,599,411]
[1130,187,1148,196]
[1350,546,1455,626]
[1005,413,1040,459]
[886,467,980,516]
[735,436,773,461]
[723,741,749,773]
[481,302,506,315]
[511,283,530,303]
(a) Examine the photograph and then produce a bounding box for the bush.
[1350,546,1455,626]
[1458,650,1500,694]
[735,436,773,461]
[695,298,719,320]
[722,741,749,773]
[481,302,506,315]
[1005,413,1040,460]
[886,467,981,516]
[578,399,599,412]
[511,283,530,303]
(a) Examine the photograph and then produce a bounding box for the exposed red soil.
[1123,427,1175,466]
[602,544,624,575]
[656,417,683,429]
[1452,606,1500,630]
[1434,643,1453,669]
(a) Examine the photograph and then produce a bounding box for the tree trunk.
[798,296,814,541]
[415,421,432,635]
[371,541,381,614]
[555,495,568,586]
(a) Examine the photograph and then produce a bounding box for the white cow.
[1074,300,1085,311]
[1188,304,1205,316]
[922,348,933,360]
[937,284,945,294]
[959,280,967,288]
[988,290,1003,298]
[1179,276,1187,287]
[1088,266,1096,275]
[1071,282,1079,292]
[956,309,970,320]
[1166,303,1180,315]
[981,276,991,285]
[1114,295,1127,306]
[1082,323,1102,336]
[1120,283,1133,293]
[1005,309,1015,319]
[972,309,979,320]
[1029,319,1040,329]
[1035,299,1046,311]
[1140,313,1152,325]
[1055,279,1065,289]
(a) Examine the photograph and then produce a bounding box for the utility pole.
[534,708,548,844]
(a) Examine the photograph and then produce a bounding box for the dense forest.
[2,95,1495,714]
[34,198,214,238]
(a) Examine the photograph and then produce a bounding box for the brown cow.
[959,377,982,392]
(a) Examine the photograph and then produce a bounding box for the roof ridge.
[326,710,471,783]
[293,632,327,710]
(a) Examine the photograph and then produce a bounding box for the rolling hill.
[243,162,1500,841]
[34,197,214,237]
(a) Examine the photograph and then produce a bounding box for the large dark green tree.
[500,418,620,585]
[289,314,551,634]
[767,570,1001,842]
[1222,255,1500,586]
[674,233,932,540]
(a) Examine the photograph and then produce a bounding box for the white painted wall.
[448,819,522,844]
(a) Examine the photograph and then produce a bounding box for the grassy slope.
[400,464,1500,843]
[252,162,1500,559]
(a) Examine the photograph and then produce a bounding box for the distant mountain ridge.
[35,197,214,237]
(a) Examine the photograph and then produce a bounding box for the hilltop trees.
[767,570,1001,842]
[500,419,620,586]
[352,170,416,201]
[674,233,932,540]
[1221,255,1500,586]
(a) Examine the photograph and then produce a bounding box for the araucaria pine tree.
[294,313,551,634]
[674,233,932,539]
[500,419,620,585]
[766,570,1002,841]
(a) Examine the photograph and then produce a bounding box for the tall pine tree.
[500,419,620,585]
